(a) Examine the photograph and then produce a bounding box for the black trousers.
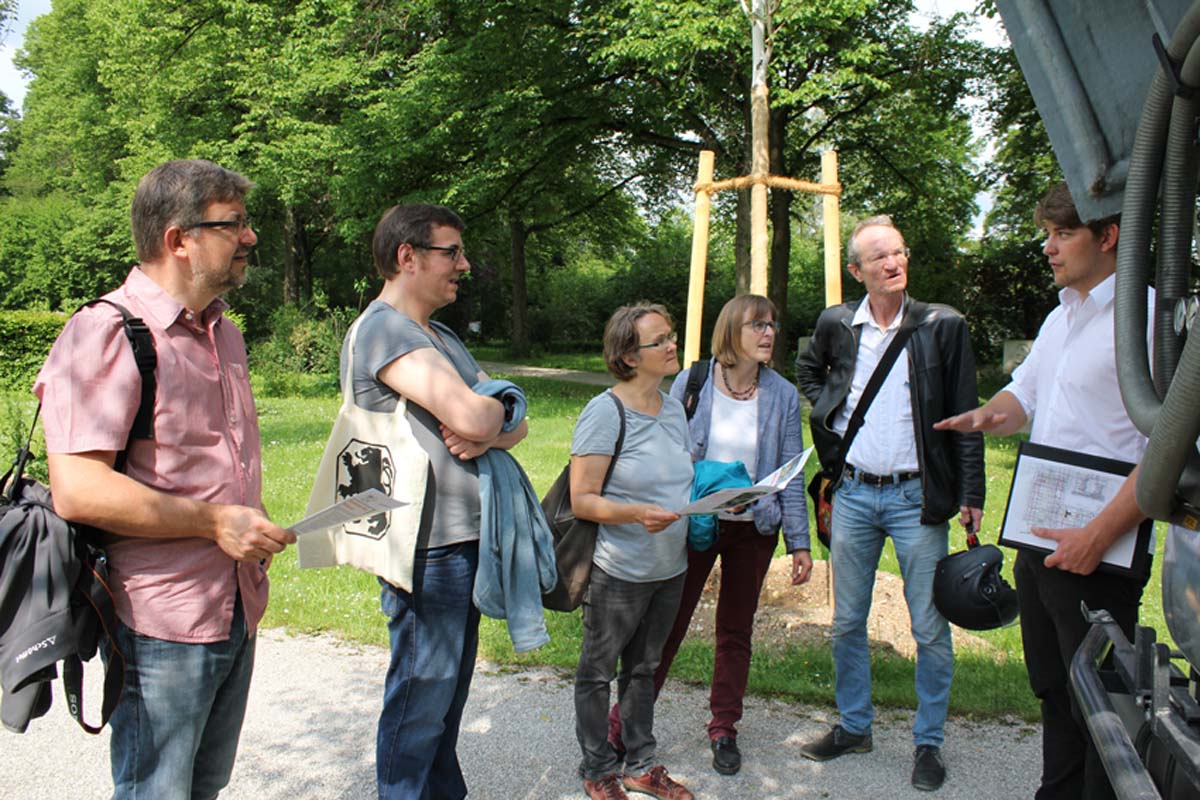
[1014,549,1148,800]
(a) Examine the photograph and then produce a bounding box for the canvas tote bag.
[298,318,429,592]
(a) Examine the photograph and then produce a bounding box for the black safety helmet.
[933,543,1019,631]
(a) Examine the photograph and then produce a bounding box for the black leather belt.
[843,463,921,487]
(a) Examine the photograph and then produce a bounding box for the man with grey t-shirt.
[343,204,528,800]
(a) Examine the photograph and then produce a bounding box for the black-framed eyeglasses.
[862,247,910,267]
[413,243,467,263]
[638,331,678,349]
[743,320,780,334]
[188,215,253,235]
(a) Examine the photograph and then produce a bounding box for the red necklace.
[722,363,759,400]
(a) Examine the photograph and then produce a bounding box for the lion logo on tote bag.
[337,438,395,539]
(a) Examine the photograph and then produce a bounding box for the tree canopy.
[0,0,1036,364]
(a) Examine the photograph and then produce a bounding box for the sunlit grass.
[3,370,1169,722]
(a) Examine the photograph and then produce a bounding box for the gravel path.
[3,628,1041,799]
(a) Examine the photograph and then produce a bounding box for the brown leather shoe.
[584,773,630,800]
[623,765,694,800]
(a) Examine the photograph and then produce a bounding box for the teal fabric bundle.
[688,460,753,551]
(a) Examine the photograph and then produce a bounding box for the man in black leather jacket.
[793,215,984,793]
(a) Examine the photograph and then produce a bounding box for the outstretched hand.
[934,409,1009,433]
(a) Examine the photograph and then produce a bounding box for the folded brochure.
[676,446,814,515]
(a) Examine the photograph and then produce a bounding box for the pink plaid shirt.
[34,267,268,643]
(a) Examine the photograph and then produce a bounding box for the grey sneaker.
[799,724,873,761]
[912,745,946,791]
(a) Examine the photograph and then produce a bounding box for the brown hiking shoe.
[584,773,629,800]
[623,765,694,800]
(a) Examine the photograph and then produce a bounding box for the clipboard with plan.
[999,441,1153,579]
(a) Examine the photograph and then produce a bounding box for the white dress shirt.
[1006,273,1152,464]
[834,296,919,475]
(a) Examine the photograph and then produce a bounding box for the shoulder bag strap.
[682,359,709,421]
[600,391,627,491]
[837,300,927,465]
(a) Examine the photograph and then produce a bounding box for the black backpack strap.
[1,404,41,502]
[600,391,626,491]
[62,533,125,734]
[77,299,157,473]
[682,359,709,421]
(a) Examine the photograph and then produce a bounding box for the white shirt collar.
[1059,271,1116,311]
[852,294,907,332]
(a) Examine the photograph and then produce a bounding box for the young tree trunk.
[509,213,530,356]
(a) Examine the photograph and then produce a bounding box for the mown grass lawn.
[3,373,1169,723]
[249,376,1172,723]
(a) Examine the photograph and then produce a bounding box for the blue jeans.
[377,541,480,800]
[105,599,255,800]
[830,473,953,747]
[575,566,685,780]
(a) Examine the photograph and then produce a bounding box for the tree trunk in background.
[282,206,301,305]
[768,107,792,366]
[509,214,530,356]
[735,188,751,294]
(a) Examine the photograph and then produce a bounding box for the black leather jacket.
[794,297,985,525]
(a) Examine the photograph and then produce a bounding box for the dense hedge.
[0,310,68,392]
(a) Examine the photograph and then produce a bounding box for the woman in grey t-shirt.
[570,303,695,800]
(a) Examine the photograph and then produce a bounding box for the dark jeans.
[1014,549,1148,800]
[377,541,481,800]
[575,565,686,780]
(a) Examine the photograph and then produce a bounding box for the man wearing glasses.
[34,159,295,798]
[341,204,527,799]
[795,215,984,792]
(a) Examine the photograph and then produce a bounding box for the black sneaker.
[912,745,946,791]
[798,724,873,761]
[710,736,741,775]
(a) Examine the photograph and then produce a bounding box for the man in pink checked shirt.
[34,159,295,800]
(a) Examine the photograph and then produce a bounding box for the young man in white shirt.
[936,183,1151,800]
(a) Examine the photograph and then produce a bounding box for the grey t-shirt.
[571,390,693,583]
[342,300,481,550]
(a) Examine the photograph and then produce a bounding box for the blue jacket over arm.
[470,379,557,653]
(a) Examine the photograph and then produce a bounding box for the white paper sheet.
[288,489,407,536]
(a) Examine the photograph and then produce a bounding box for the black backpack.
[0,299,156,734]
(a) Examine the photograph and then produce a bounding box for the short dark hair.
[131,160,253,262]
[603,302,673,381]
[711,293,776,367]
[1034,182,1119,236]
[372,203,466,278]
[846,214,900,266]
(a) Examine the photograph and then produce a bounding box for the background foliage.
[0,0,1059,367]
